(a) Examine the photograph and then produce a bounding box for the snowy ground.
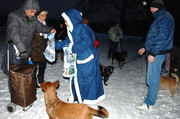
[0,28,180,119]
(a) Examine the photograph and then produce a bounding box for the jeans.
[144,54,166,106]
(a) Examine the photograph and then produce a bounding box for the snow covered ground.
[0,28,180,119]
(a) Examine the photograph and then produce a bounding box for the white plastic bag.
[62,46,76,78]
[43,32,55,62]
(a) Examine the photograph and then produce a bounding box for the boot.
[34,76,40,88]
[38,75,44,84]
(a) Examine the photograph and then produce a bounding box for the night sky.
[0,0,179,43]
[0,0,80,19]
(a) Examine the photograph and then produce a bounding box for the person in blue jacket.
[55,9,105,104]
[137,0,175,110]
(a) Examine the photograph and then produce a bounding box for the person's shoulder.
[76,23,89,30]
[159,14,174,25]
[159,9,174,19]
[83,23,93,31]
[8,10,21,18]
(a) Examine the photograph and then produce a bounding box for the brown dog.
[159,73,179,98]
[41,81,109,119]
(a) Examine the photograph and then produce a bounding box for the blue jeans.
[144,54,166,106]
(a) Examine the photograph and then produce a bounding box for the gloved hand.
[20,51,28,64]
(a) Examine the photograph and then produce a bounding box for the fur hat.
[150,0,165,9]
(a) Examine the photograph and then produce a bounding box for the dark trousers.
[170,60,180,78]
[108,40,119,59]
[33,61,47,77]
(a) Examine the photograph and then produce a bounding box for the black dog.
[100,64,114,85]
[112,51,128,69]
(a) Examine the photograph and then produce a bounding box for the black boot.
[38,75,44,84]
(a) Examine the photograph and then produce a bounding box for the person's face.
[115,24,120,28]
[64,19,69,28]
[150,7,158,14]
[24,9,37,18]
[38,11,47,22]
[83,19,89,25]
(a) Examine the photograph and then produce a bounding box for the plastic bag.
[43,32,55,62]
[1,44,22,75]
[62,46,76,78]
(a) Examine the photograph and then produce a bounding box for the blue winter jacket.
[144,8,175,56]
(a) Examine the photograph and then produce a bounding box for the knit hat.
[36,8,47,16]
[150,0,165,9]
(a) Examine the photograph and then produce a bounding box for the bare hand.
[51,29,56,34]
[47,40,50,45]
[148,55,154,63]
[138,48,145,55]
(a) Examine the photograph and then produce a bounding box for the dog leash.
[113,54,142,69]
[123,54,142,65]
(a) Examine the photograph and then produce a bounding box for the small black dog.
[112,51,128,69]
[100,64,114,85]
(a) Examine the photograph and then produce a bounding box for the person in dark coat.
[82,16,99,48]
[55,9,105,104]
[55,23,67,61]
[55,23,67,41]
[170,45,180,77]
[5,0,56,64]
[108,23,123,59]
[137,0,175,110]
[30,9,48,88]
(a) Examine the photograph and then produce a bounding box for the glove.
[20,51,28,64]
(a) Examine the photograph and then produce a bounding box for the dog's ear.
[54,80,59,88]
[41,81,47,90]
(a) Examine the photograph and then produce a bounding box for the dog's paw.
[104,82,108,86]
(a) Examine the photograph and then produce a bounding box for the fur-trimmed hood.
[61,9,82,32]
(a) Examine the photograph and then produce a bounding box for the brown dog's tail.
[89,106,109,118]
[175,75,179,83]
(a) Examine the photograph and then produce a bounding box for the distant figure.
[30,9,48,88]
[170,45,180,78]
[137,0,175,110]
[55,9,105,104]
[55,23,67,61]
[108,23,123,60]
[55,23,67,41]
[161,52,171,75]
[82,16,99,48]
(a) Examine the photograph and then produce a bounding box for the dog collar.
[107,71,111,76]
[52,99,60,119]
[102,66,106,73]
